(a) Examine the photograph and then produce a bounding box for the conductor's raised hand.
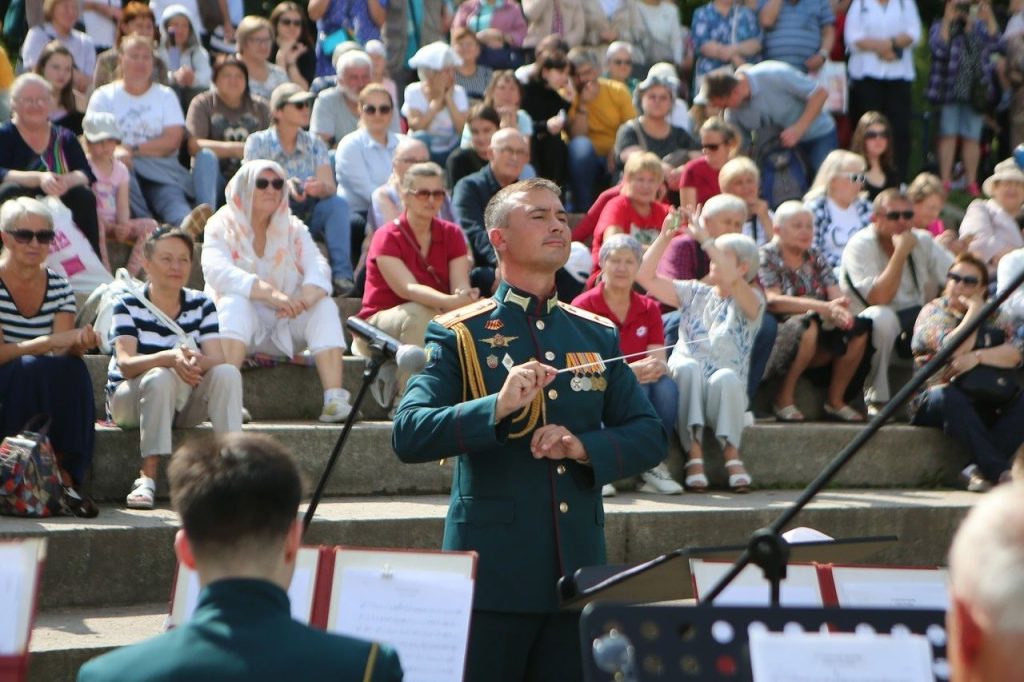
[531,424,587,461]
[494,360,556,421]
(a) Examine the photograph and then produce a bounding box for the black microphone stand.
[704,265,1024,606]
[302,349,387,534]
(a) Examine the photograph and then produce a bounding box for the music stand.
[579,602,949,682]
[560,536,897,610]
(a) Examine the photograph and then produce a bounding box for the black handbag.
[953,327,1020,406]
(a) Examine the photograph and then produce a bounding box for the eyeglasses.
[609,59,631,66]
[884,210,914,221]
[286,100,311,110]
[702,143,721,152]
[277,17,302,27]
[842,172,866,183]
[255,177,286,190]
[494,146,528,157]
[361,103,392,115]
[947,272,981,286]
[14,96,49,107]
[864,130,889,140]
[406,189,446,200]
[5,229,55,245]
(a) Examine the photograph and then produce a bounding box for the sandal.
[683,458,708,492]
[773,404,805,422]
[62,485,99,518]
[126,476,156,510]
[725,459,752,493]
[823,403,864,422]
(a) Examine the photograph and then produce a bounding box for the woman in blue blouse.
[691,0,762,90]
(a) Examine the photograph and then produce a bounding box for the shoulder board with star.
[435,298,498,328]
[556,301,616,328]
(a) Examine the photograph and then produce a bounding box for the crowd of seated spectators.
[3,0,1024,513]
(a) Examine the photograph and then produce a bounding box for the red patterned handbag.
[0,415,65,517]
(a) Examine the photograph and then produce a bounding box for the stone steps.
[8,490,975,616]
[82,420,967,504]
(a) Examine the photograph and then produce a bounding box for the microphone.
[345,317,427,373]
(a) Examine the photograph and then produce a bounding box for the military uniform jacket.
[77,579,404,682]
[392,281,667,613]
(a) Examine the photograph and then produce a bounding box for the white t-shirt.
[822,197,867,268]
[82,0,118,49]
[86,82,185,146]
[401,82,469,154]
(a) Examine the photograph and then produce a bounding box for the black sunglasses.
[287,100,311,110]
[362,103,392,115]
[947,272,981,286]
[5,228,55,245]
[277,17,302,27]
[255,177,286,190]
[406,189,446,200]
[864,130,889,140]
[884,210,914,221]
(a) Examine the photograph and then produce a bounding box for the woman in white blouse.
[960,158,1024,285]
[844,0,922,181]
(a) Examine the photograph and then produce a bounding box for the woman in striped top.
[0,197,99,516]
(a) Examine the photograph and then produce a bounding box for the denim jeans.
[567,136,610,211]
[748,313,778,402]
[290,193,352,280]
[797,128,838,176]
[642,373,679,439]
[192,148,226,209]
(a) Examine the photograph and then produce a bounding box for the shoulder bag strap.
[844,269,871,310]
[394,217,446,289]
[117,270,198,350]
[361,642,379,682]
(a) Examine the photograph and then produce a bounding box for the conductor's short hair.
[169,434,303,553]
[484,177,561,231]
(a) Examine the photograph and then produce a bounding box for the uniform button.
[556,464,566,475]
[559,502,569,513]
[536,320,545,330]
[545,351,555,361]
[547,389,558,400]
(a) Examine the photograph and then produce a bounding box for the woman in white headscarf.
[201,159,353,423]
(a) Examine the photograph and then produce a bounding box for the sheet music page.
[287,566,314,623]
[749,630,934,682]
[691,561,823,607]
[832,567,950,610]
[330,567,474,682]
[0,546,30,655]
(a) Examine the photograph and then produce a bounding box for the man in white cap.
[947,482,1024,682]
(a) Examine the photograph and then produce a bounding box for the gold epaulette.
[556,301,616,328]
[435,298,497,328]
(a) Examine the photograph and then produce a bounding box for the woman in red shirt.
[572,233,681,496]
[356,162,477,407]
[678,116,740,208]
[589,152,672,287]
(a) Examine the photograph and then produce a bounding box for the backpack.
[76,268,147,354]
[751,125,809,209]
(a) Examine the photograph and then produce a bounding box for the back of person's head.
[948,482,1024,680]
[702,67,739,101]
[169,434,302,562]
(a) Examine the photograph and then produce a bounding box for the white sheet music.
[330,567,473,682]
[749,630,934,682]
[690,560,824,607]
[832,567,950,610]
[0,549,26,655]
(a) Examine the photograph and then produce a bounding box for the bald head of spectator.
[947,482,1024,682]
[488,128,530,186]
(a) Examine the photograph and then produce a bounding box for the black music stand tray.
[580,602,948,682]
[560,536,897,610]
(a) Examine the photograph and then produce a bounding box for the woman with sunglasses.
[356,161,475,413]
[187,56,271,211]
[0,197,99,517]
[803,149,873,270]
[0,73,101,260]
[202,160,354,424]
[371,137,458,230]
[849,111,899,202]
[336,84,402,248]
[269,2,316,90]
[678,116,739,209]
[910,253,1024,491]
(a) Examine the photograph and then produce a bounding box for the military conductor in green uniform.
[392,177,667,682]
[78,433,403,682]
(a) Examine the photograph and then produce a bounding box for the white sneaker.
[638,463,684,495]
[319,390,353,423]
[743,410,755,427]
[601,483,617,497]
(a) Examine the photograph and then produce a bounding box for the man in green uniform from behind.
[78,433,403,682]
[392,177,667,681]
